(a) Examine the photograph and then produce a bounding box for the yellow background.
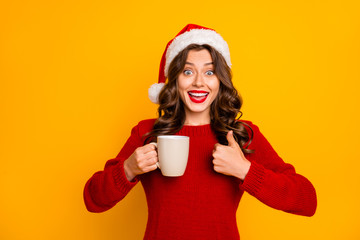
[1,0,359,239]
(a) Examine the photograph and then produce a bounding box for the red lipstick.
[188,90,209,103]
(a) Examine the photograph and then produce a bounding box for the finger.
[145,156,158,166]
[226,130,239,148]
[213,164,222,173]
[142,143,157,153]
[212,150,221,159]
[145,164,158,172]
[143,150,158,159]
[212,158,219,165]
[213,143,222,152]
[138,156,157,171]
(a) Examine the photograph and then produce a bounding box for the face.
[177,49,220,123]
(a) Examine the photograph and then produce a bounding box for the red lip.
[187,90,209,103]
[188,90,208,93]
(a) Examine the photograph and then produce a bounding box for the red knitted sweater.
[84,119,317,239]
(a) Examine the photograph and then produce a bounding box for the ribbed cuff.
[112,161,138,192]
[240,161,266,196]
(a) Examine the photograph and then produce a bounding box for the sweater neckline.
[177,124,214,137]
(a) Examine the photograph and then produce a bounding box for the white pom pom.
[148,83,165,104]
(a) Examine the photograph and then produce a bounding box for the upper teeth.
[189,92,208,97]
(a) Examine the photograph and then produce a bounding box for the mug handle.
[149,142,160,169]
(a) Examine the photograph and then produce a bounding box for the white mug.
[150,135,189,177]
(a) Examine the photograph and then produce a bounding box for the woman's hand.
[212,131,251,180]
[123,144,158,182]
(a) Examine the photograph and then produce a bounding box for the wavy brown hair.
[145,44,254,153]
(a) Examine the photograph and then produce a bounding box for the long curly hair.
[145,44,253,153]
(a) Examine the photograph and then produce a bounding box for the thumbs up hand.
[212,131,251,180]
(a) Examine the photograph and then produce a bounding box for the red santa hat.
[148,24,232,103]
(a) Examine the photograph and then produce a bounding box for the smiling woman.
[177,48,220,124]
[149,43,250,148]
[83,24,317,240]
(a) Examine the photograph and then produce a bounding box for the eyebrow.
[185,61,214,66]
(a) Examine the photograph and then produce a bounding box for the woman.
[84,24,317,239]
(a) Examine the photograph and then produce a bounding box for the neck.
[184,110,211,126]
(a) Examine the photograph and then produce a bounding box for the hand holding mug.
[124,144,159,181]
[124,135,190,181]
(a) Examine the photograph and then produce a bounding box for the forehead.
[185,49,213,64]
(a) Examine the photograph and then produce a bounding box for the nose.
[193,73,205,87]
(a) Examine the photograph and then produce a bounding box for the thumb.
[226,130,239,148]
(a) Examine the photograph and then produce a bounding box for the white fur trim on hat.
[148,83,165,104]
[164,29,231,77]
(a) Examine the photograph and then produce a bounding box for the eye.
[205,70,214,76]
[184,70,193,75]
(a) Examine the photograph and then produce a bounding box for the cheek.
[177,77,192,93]
[178,90,187,103]
[177,77,189,101]
[177,76,190,89]
[210,79,220,96]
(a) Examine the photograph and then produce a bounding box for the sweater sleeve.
[83,123,143,213]
[239,123,317,217]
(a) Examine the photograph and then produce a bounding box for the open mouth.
[188,90,209,103]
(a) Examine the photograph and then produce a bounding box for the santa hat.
[148,24,232,103]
